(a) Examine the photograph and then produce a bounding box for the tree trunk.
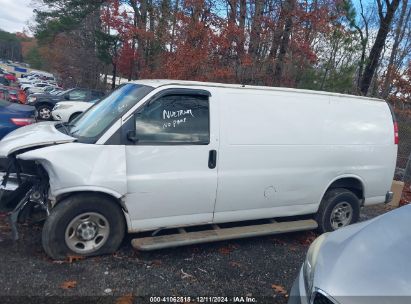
[170,0,179,52]
[238,0,246,56]
[248,0,264,60]
[273,0,296,86]
[381,0,409,99]
[359,0,401,95]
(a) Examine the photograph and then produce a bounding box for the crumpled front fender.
[17,143,127,199]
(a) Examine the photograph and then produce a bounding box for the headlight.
[303,233,329,300]
[28,96,36,103]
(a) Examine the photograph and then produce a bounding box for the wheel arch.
[319,175,365,209]
[42,190,127,259]
[36,101,54,108]
[53,189,131,229]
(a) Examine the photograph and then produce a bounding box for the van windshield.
[67,84,153,143]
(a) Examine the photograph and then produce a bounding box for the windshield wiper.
[58,122,75,136]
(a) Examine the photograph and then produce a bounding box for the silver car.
[289,205,411,304]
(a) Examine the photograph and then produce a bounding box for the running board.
[131,219,318,251]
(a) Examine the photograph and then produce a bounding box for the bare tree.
[273,0,296,85]
[359,0,401,95]
[382,0,410,98]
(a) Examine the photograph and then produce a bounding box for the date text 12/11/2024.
[149,296,258,303]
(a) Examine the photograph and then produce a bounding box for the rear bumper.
[385,191,394,204]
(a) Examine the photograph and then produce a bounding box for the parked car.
[8,88,27,104]
[21,81,53,92]
[18,77,40,86]
[52,99,98,122]
[7,89,19,103]
[18,72,54,83]
[27,86,63,97]
[18,76,53,86]
[0,88,10,101]
[32,86,62,95]
[4,73,17,82]
[0,99,35,139]
[0,77,10,86]
[49,88,64,95]
[0,86,27,104]
[0,80,397,259]
[27,88,105,120]
[288,205,411,304]
[27,84,60,95]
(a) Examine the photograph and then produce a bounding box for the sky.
[0,0,35,33]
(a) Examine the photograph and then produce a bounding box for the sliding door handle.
[208,150,217,169]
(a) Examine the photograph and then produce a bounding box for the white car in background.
[27,85,61,95]
[52,99,98,122]
[49,88,64,95]
[18,76,40,85]
[21,82,52,92]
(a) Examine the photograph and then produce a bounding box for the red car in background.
[4,73,17,82]
[0,86,27,104]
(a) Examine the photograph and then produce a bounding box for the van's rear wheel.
[316,188,360,233]
[42,194,125,260]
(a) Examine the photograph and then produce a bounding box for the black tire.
[315,188,360,233]
[42,193,125,260]
[69,112,81,122]
[37,104,53,120]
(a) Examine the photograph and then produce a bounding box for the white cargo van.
[0,80,397,259]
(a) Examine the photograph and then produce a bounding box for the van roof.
[131,79,384,102]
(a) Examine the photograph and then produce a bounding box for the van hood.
[0,121,76,157]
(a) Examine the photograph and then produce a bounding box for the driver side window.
[134,94,210,144]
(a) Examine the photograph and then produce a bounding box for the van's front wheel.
[42,194,125,260]
[316,188,360,233]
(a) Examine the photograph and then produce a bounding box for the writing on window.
[135,94,210,144]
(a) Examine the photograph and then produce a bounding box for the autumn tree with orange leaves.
[32,0,411,106]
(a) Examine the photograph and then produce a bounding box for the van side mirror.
[127,130,139,143]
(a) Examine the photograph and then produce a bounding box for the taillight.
[387,103,398,145]
[394,121,399,145]
[10,118,35,126]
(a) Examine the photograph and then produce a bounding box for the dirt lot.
[0,205,393,304]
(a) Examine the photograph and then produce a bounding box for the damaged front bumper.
[0,157,49,240]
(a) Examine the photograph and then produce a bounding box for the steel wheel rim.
[39,108,51,119]
[65,212,110,254]
[330,202,353,230]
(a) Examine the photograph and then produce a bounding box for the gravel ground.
[0,204,394,304]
